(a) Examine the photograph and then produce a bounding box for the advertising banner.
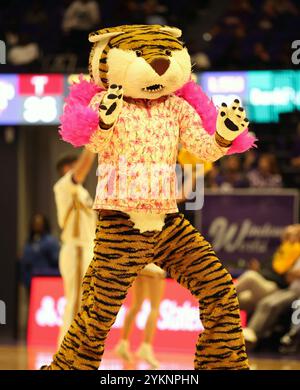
[27,277,203,352]
[27,276,247,353]
[199,190,299,268]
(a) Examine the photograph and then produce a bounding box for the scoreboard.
[1,71,300,125]
[0,74,64,124]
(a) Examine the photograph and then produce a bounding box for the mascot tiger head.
[88,24,191,99]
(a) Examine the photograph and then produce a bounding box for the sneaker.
[243,327,257,344]
[279,330,300,355]
[136,342,160,369]
[114,339,133,362]
[243,327,258,351]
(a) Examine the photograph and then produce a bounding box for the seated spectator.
[62,0,100,33]
[249,42,271,69]
[290,123,300,169]
[20,213,60,294]
[117,0,144,25]
[243,150,257,172]
[217,24,248,69]
[237,224,300,347]
[143,0,168,25]
[265,0,299,18]
[62,0,101,64]
[236,224,300,313]
[23,0,48,36]
[215,155,249,189]
[247,153,282,188]
[205,165,220,189]
[7,32,40,68]
[191,51,211,70]
[223,0,254,27]
[279,303,300,354]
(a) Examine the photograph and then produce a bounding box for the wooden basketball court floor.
[0,345,299,370]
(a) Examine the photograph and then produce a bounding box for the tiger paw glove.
[215,99,249,147]
[99,84,123,130]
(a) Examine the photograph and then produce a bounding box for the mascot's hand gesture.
[99,84,123,129]
[216,99,249,146]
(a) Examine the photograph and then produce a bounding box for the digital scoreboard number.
[18,74,64,124]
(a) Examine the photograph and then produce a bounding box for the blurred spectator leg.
[280,321,300,354]
[236,270,278,312]
[244,289,298,346]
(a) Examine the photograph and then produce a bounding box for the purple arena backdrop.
[196,190,299,270]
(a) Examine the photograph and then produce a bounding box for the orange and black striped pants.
[45,211,249,370]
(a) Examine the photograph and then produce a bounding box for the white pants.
[58,242,94,346]
[236,270,278,312]
[248,289,298,338]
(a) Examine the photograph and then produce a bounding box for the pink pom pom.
[59,105,99,147]
[65,75,102,106]
[176,80,257,154]
[60,76,104,147]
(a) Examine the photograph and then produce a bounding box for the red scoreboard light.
[18,74,64,96]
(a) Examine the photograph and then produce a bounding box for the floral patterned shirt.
[87,93,227,214]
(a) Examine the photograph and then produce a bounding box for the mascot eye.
[165,49,172,56]
[135,50,143,57]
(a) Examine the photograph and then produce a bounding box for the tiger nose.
[150,58,170,76]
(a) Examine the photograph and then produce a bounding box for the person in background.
[290,123,300,169]
[243,149,257,172]
[143,0,168,25]
[54,148,96,346]
[7,32,40,69]
[114,263,166,369]
[215,155,249,189]
[62,0,100,33]
[21,213,59,293]
[247,153,282,188]
[205,164,221,189]
[280,302,300,354]
[236,225,300,314]
[117,0,144,25]
[238,225,300,347]
[249,42,271,69]
[62,0,100,64]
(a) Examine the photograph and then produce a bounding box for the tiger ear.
[89,30,124,87]
[160,26,182,38]
[88,30,123,43]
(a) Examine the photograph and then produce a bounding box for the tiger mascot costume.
[43,24,255,370]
